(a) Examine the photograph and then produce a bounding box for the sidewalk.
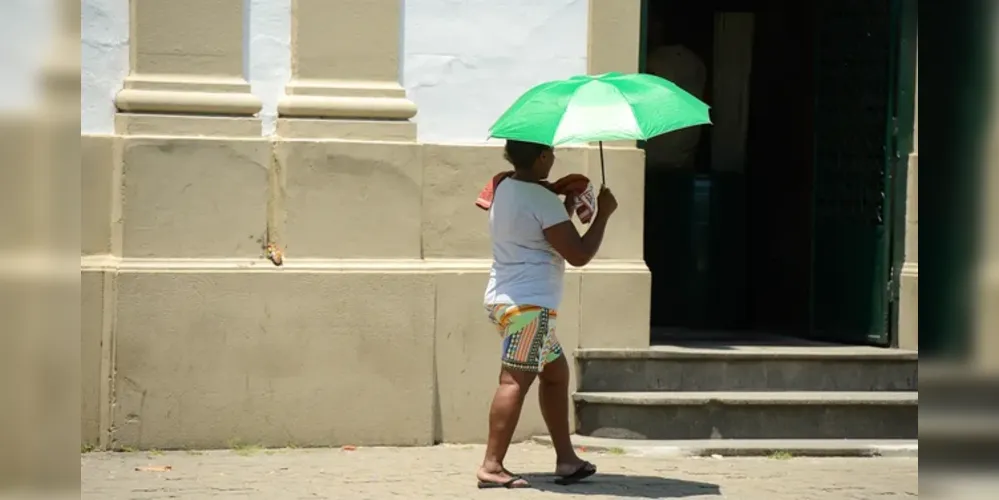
[82,442,917,499]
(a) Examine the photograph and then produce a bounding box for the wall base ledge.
[116,89,262,116]
[278,95,417,120]
[114,114,262,138]
[276,118,416,141]
[81,256,649,274]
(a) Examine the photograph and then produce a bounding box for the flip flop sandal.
[477,475,531,489]
[554,461,597,485]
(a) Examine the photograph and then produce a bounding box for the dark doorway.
[641,0,912,344]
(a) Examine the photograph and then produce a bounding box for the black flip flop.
[477,475,531,489]
[554,461,597,485]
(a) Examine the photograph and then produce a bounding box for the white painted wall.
[403,0,588,143]
[1,0,58,112]
[81,0,128,133]
[246,0,291,136]
[80,0,589,143]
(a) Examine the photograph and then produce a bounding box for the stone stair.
[918,365,999,468]
[572,339,918,443]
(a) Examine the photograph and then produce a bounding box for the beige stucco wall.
[82,0,923,450]
[80,136,647,450]
[976,39,999,371]
[81,0,647,450]
[898,61,918,351]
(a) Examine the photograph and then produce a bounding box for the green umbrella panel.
[489,72,712,185]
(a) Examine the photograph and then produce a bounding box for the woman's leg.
[538,354,590,476]
[478,305,561,487]
[477,367,535,486]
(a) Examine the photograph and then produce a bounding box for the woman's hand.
[597,186,618,217]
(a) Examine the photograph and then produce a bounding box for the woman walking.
[476,140,617,489]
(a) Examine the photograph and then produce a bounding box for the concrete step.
[918,412,999,469]
[919,365,999,411]
[577,344,917,392]
[532,435,918,458]
[914,365,999,468]
[574,391,918,440]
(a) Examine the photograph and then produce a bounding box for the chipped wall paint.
[80,0,588,143]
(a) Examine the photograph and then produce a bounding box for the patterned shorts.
[486,304,564,373]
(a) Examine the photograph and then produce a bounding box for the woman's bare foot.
[477,465,531,489]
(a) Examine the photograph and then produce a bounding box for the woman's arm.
[544,211,611,267]
[544,186,617,267]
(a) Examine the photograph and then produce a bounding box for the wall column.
[277,0,417,140]
[114,0,261,136]
[579,0,650,349]
[898,61,919,350]
[976,54,999,371]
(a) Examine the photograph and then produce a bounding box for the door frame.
[638,0,919,341]
[887,1,918,347]
[808,0,919,346]
[639,0,650,73]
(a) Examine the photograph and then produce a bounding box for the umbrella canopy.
[489,72,711,147]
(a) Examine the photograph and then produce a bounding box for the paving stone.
[81,442,918,499]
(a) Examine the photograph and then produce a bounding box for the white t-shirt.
[483,179,570,311]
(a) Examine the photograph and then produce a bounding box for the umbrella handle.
[598,141,606,188]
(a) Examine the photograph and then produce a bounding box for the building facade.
[80,0,920,450]
[81,0,650,451]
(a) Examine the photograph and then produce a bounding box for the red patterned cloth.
[475,172,596,223]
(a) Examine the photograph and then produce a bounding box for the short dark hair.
[503,140,550,171]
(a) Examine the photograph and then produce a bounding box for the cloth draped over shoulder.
[475,172,596,223]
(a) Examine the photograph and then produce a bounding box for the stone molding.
[114,0,261,125]
[277,0,416,138]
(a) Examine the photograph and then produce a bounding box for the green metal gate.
[810,0,909,345]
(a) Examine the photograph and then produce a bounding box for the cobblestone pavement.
[82,443,918,499]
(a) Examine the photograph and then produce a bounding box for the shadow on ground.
[520,472,720,497]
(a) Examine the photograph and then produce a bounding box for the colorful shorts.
[486,304,564,373]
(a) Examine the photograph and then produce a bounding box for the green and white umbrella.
[489,72,711,185]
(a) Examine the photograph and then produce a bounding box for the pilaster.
[114,0,261,136]
[898,61,918,350]
[277,0,416,140]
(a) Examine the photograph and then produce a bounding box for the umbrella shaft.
[599,141,606,187]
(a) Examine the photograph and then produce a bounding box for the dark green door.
[810,0,904,345]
